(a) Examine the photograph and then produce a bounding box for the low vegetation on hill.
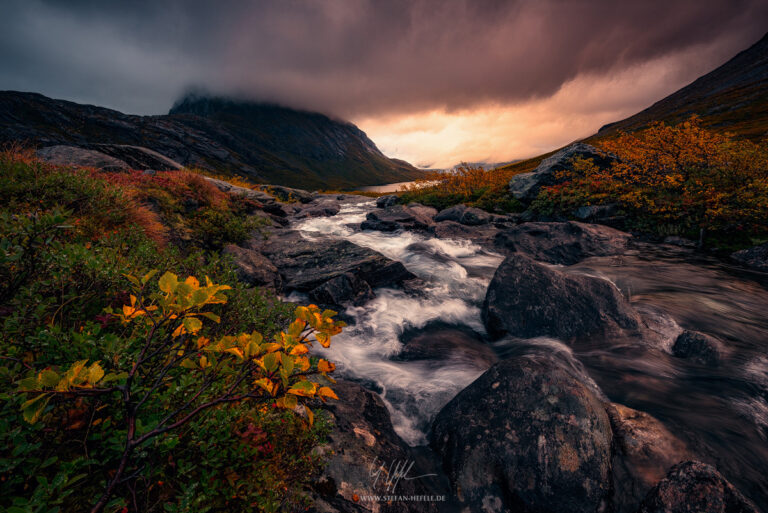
[0,148,343,512]
[400,118,768,250]
[533,118,768,248]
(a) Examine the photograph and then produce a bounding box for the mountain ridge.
[0,91,423,189]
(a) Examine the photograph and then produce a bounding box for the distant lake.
[356,181,418,193]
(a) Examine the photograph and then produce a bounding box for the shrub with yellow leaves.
[17,270,344,513]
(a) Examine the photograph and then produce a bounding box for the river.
[292,197,768,508]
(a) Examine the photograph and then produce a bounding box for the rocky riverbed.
[211,180,768,513]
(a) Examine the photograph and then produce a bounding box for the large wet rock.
[509,143,617,202]
[361,204,435,232]
[309,273,375,306]
[672,330,728,366]
[731,242,768,272]
[430,354,613,513]
[256,230,415,300]
[494,221,631,265]
[395,325,497,369]
[222,244,282,289]
[314,381,443,513]
[608,403,692,512]
[434,204,493,226]
[482,253,641,341]
[259,184,315,203]
[204,177,277,203]
[376,194,399,208]
[637,461,758,513]
[429,221,499,248]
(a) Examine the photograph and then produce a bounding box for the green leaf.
[22,394,50,424]
[87,362,104,384]
[198,311,220,323]
[182,317,203,334]
[263,352,279,373]
[141,269,159,285]
[158,272,178,293]
[38,370,60,388]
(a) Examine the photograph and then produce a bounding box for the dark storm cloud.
[1,0,767,116]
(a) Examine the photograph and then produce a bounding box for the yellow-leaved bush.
[17,270,344,512]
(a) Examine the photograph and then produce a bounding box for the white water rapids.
[293,199,503,444]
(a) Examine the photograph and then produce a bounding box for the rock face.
[361,204,435,232]
[494,221,631,265]
[256,231,415,303]
[222,245,282,289]
[314,381,442,513]
[434,204,493,226]
[0,91,423,190]
[482,254,641,341]
[429,221,499,247]
[608,403,692,512]
[36,145,130,171]
[672,330,728,366]
[731,242,768,272]
[638,461,758,513]
[430,354,613,513]
[508,143,617,202]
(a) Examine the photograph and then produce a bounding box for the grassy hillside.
[0,149,343,512]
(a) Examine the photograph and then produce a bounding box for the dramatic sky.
[2,0,767,167]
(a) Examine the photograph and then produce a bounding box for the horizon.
[1,1,767,168]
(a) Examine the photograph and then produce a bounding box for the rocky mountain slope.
[597,32,768,141]
[0,91,423,189]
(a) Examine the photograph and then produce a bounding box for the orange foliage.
[534,117,768,241]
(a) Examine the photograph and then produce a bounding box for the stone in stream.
[430,353,613,513]
[361,204,435,232]
[608,403,692,512]
[493,221,631,265]
[375,194,399,208]
[731,242,768,272]
[394,324,497,369]
[254,230,415,304]
[434,204,493,226]
[313,380,443,513]
[482,253,641,341]
[672,330,729,366]
[637,461,759,513]
[429,220,499,248]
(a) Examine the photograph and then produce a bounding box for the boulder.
[258,184,315,203]
[731,242,768,272]
[222,244,281,289]
[36,145,131,171]
[482,254,641,341]
[494,221,631,265]
[608,403,692,512]
[204,177,277,203]
[434,204,493,226]
[294,203,341,219]
[309,273,374,306]
[430,354,613,513]
[672,330,728,366]
[572,203,619,221]
[375,194,399,208]
[361,205,435,232]
[256,230,415,297]
[509,143,617,202]
[430,221,499,247]
[637,461,758,513]
[314,381,443,513]
[395,325,497,369]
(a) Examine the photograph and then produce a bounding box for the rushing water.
[292,198,768,508]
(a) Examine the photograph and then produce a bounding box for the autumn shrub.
[0,151,338,512]
[532,118,768,248]
[399,164,523,213]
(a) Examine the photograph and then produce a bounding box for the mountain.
[597,32,768,141]
[0,91,423,189]
[497,32,768,176]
